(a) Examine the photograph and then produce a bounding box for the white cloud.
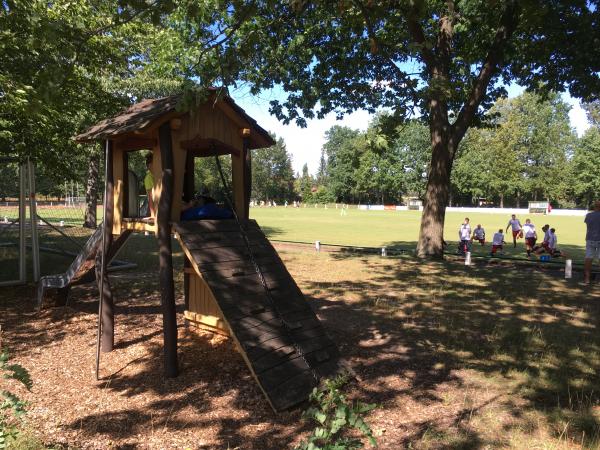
[564,94,591,137]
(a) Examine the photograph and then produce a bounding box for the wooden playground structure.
[39,91,341,412]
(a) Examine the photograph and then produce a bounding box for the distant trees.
[251,136,295,203]
[452,92,576,207]
[312,92,597,209]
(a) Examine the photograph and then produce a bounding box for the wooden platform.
[174,219,342,412]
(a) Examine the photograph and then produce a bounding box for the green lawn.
[250,206,589,262]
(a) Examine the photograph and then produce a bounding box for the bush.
[0,339,32,449]
[295,375,377,450]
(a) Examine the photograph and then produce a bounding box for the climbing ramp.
[37,227,132,306]
[174,219,342,412]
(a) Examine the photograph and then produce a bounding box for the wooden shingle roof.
[75,96,181,142]
[75,92,274,148]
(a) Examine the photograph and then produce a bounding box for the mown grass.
[280,248,600,448]
[250,207,589,262]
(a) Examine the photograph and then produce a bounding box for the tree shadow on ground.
[2,248,600,448]
[304,256,600,447]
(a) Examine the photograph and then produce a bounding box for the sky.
[230,85,591,175]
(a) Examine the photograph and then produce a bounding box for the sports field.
[0,203,589,263]
[250,206,589,262]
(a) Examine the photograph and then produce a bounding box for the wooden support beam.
[97,139,115,352]
[183,150,195,202]
[180,137,240,157]
[157,122,179,378]
[170,118,182,130]
[118,137,156,151]
[243,136,251,219]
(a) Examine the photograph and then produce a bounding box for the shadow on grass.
[2,244,600,448]
[304,256,600,446]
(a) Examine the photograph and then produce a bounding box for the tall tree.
[316,149,328,186]
[322,126,363,202]
[166,0,599,257]
[251,136,295,203]
[394,121,431,201]
[572,128,600,208]
[297,163,315,202]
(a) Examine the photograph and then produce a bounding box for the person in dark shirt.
[584,200,600,284]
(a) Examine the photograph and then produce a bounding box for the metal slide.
[37,227,132,307]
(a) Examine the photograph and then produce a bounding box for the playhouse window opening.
[189,153,233,206]
[123,149,152,219]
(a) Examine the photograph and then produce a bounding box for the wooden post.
[157,122,178,378]
[183,150,195,202]
[243,134,251,219]
[183,256,190,311]
[97,139,115,352]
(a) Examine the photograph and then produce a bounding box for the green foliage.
[252,136,296,203]
[296,163,316,202]
[572,128,600,208]
[0,346,32,449]
[295,376,377,450]
[452,92,576,206]
[194,155,233,204]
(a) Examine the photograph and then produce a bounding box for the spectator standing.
[584,201,600,284]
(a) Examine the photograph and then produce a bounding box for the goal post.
[528,201,549,214]
[407,198,423,211]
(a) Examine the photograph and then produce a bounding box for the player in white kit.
[505,214,522,248]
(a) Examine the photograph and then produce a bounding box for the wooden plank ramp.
[174,219,342,412]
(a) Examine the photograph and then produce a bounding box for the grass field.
[250,207,589,262]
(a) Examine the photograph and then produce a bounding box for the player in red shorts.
[490,229,506,256]
[472,224,486,245]
[534,224,551,254]
[522,218,537,257]
[505,214,523,248]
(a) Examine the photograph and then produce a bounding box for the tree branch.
[406,7,437,76]
[436,0,456,78]
[352,0,421,107]
[193,4,257,72]
[451,2,519,148]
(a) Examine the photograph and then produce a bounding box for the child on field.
[534,224,550,254]
[491,229,506,256]
[547,228,565,257]
[522,218,537,257]
[458,217,472,255]
[472,224,486,245]
[506,214,523,248]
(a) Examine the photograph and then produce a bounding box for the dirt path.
[1,249,599,449]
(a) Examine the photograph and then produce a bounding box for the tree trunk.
[516,192,521,208]
[500,193,504,208]
[157,122,178,378]
[416,132,456,258]
[84,151,99,229]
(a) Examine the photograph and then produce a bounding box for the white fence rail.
[356,204,588,216]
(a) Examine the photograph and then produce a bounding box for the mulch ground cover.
[1,247,600,449]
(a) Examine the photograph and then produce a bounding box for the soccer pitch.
[250,206,589,262]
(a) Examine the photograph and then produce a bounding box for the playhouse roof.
[75,92,274,148]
